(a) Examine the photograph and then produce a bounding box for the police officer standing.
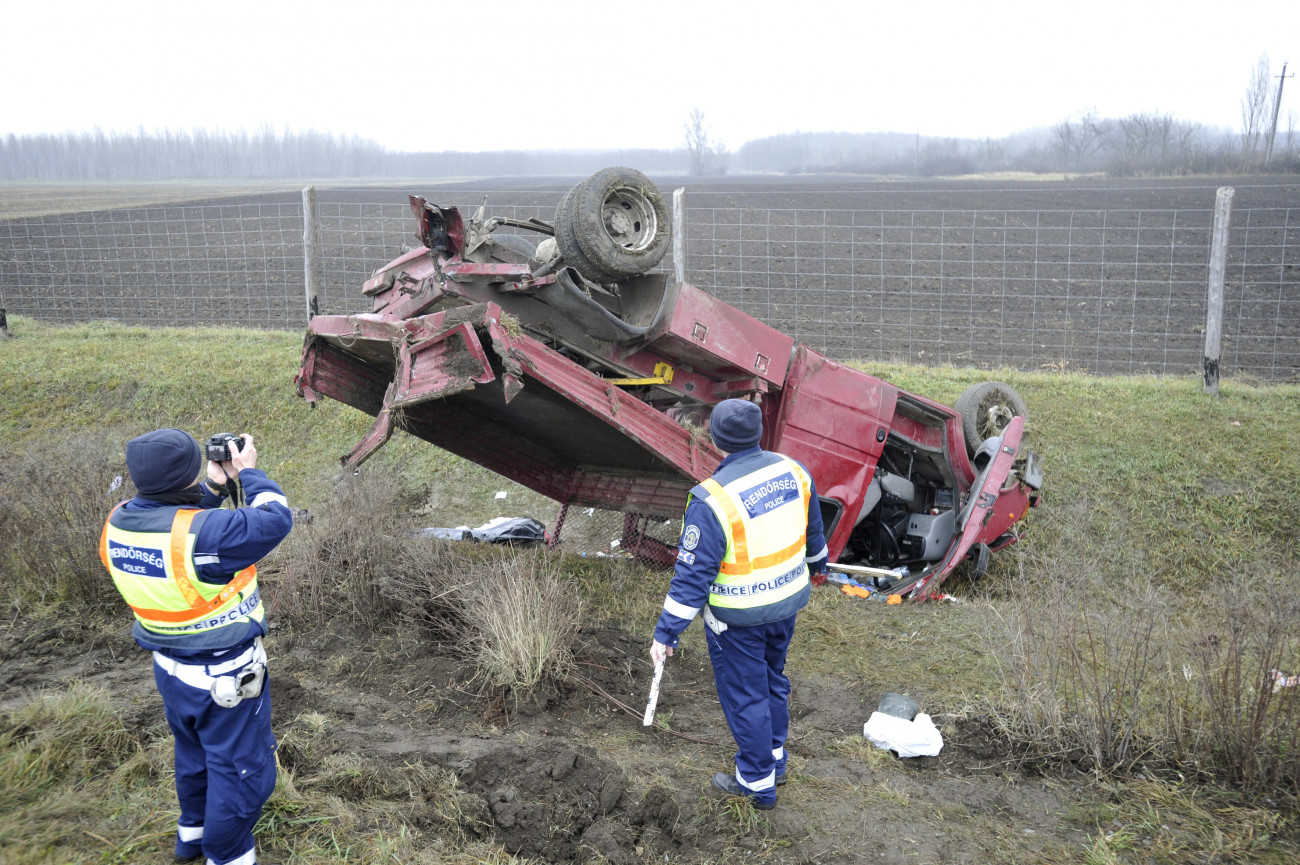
[649,399,828,810]
[100,429,292,865]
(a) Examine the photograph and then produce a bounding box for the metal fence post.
[672,187,686,285]
[302,186,322,321]
[1204,186,1234,395]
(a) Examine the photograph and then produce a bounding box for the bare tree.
[1241,54,1273,165]
[684,109,729,176]
[1053,109,1102,170]
[976,137,1008,171]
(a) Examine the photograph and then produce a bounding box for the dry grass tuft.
[986,498,1300,794]
[268,466,582,701]
[1081,777,1294,864]
[461,549,583,693]
[0,682,137,792]
[1168,577,1300,792]
[0,431,136,608]
[983,499,1171,769]
[267,465,460,630]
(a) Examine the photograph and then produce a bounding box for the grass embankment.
[2,317,1298,863]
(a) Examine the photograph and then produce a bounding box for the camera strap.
[224,477,243,508]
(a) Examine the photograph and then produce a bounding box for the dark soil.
[0,613,1093,864]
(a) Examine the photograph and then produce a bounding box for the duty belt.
[153,637,267,707]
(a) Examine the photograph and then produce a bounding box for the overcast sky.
[3,0,1296,153]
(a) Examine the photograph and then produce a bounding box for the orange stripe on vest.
[101,505,257,624]
[704,458,812,576]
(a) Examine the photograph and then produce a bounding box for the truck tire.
[554,167,670,283]
[553,185,614,283]
[956,381,1026,457]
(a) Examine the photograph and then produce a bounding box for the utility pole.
[1264,61,1293,166]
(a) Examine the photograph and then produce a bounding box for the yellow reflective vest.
[692,452,813,626]
[99,503,262,636]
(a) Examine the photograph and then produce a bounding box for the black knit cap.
[125,428,202,495]
[709,399,763,453]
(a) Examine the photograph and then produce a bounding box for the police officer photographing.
[650,398,828,810]
[100,429,292,865]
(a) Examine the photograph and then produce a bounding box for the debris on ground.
[864,692,944,757]
[1271,669,1300,692]
[415,516,548,544]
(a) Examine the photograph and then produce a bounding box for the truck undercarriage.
[295,168,1042,600]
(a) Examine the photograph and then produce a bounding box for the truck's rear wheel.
[554,167,670,283]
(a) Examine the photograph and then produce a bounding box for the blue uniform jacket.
[653,448,828,647]
[120,468,293,662]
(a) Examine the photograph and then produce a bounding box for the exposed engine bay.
[843,435,960,574]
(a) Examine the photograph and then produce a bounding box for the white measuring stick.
[642,658,665,726]
[831,562,906,579]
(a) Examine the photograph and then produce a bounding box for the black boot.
[709,772,777,810]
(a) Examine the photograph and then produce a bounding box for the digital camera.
[205,432,241,462]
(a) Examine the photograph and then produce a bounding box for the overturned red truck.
[294,168,1042,600]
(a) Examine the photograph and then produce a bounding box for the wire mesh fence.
[1,187,1296,380]
[0,202,305,329]
[688,205,1298,377]
[545,506,682,568]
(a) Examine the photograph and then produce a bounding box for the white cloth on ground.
[863,711,944,757]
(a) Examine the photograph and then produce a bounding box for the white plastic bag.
[863,711,944,757]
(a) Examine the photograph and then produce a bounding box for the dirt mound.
[461,742,628,859]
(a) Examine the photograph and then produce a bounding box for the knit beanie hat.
[709,399,763,453]
[125,428,202,495]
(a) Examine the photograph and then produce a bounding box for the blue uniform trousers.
[704,613,796,806]
[154,661,277,865]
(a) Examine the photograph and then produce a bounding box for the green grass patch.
[0,316,555,522]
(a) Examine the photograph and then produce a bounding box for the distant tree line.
[0,127,693,181]
[731,129,1053,176]
[0,128,388,180]
[731,119,1298,178]
[386,147,690,178]
[5,123,1295,182]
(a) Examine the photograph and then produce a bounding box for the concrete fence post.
[672,187,686,285]
[1204,186,1234,395]
[302,186,322,321]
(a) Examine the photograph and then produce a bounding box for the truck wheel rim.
[600,185,659,252]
